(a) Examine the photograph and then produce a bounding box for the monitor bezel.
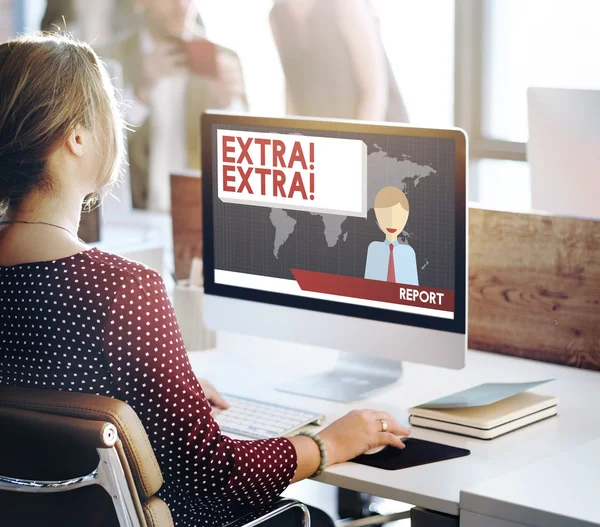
[201,112,467,335]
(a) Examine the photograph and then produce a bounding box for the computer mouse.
[364,437,410,455]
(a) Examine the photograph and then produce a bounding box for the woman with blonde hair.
[0,34,410,527]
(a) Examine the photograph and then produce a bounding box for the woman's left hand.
[197,377,230,414]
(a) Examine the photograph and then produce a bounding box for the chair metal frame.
[0,423,143,527]
[225,499,311,527]
[0,422,311,527]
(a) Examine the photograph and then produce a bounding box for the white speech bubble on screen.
[216,129,367,217]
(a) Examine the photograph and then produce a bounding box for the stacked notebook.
[409,380,558,440]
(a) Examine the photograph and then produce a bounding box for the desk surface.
[188,332,600,517]
[461,438,600,527]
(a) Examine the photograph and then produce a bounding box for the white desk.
[460,438,600,527]
[188,332,600,520]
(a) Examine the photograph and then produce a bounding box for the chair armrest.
[0,406,117,448]
[223,498,310,527]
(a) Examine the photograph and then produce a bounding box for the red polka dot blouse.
[0,247,297,526]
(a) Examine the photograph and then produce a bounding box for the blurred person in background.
[40,0,74,33]
[100,0,248,211]
[270,0,408,123]
[41,0,122,46]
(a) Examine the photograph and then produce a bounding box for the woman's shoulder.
[81,247,162,286]
[77,248,167,310]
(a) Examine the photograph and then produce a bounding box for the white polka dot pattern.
[0,248,298,526]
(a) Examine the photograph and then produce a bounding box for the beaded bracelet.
[296,431,328,477]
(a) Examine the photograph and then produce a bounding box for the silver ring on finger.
[380,419,388,432]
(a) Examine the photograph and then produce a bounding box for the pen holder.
[173,280,217,351]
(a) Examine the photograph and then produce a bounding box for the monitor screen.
[202,114,466,335]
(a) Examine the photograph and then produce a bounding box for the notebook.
[409,381,558,440]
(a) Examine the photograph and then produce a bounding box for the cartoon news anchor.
[364,186,419,285]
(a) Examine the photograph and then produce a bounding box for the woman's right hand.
[319,409,411,466]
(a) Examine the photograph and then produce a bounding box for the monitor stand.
[277,353,403,403]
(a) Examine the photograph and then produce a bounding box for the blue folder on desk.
[416,380,555,409]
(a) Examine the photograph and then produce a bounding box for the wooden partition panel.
[469,207,600,370]
[171,171,202,280]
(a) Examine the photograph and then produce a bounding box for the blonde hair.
[374,186,409,211]
[0,33,124,218]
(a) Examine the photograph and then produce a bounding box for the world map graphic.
[270,145,438,258]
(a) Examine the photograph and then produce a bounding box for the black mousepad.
[352,438,470,470]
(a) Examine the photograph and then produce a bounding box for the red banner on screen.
[291,270,455,313]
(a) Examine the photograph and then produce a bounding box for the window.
[455,0,600,211]
[470,159,531,209]
[483,0,600,143]
[372,0,455,127]
[21,0,46,33]
[200,1,286,115]
[457,0,600,154]
[201,0,455,125]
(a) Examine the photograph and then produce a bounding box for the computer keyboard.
[213,394,325,439]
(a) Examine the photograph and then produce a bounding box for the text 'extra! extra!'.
[217,130,367,217]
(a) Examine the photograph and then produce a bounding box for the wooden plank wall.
[170,172,600,371]
[469,207,600,371]
[170,172,203,280]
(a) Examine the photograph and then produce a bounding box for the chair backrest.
[0,386,173,527]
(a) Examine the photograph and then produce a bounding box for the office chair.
[0,386,310,527]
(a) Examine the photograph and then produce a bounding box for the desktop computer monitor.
[527,87,600,220]
[201,113,467,402]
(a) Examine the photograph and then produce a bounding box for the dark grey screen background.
[212,124,455,291]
